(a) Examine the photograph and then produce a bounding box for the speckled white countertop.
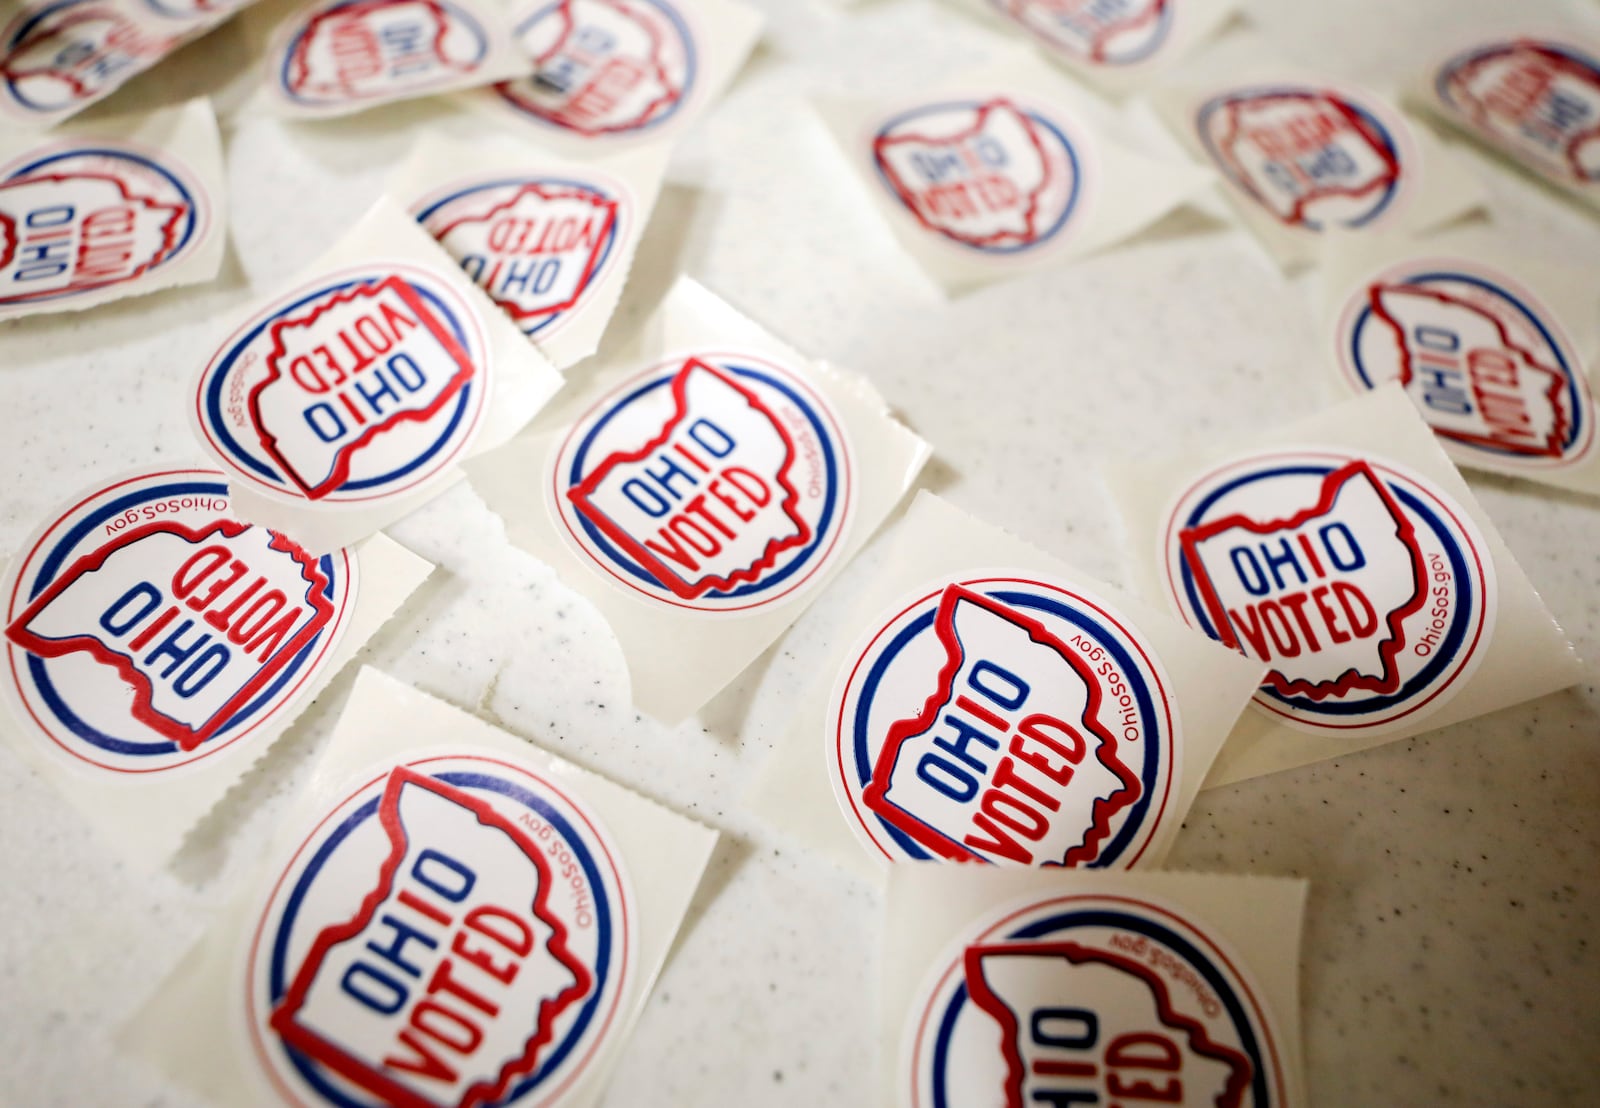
[2,0,1598,1105]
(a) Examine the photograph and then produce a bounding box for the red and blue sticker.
[275,0,495,110]
[905,893,1287,1108]
[194,264,489,506]
[0,140,210,310]
[1435,38,1600,186]
[985,0,1173,67]
[551,353,854,613]
[872,97,1083,254]
[495,0,695,137]
[1338,261,1595,469]
[0,469,356,774]
[0,0,176,118]
[246,754,634,1107]
[412,173,625,338]
[828,574,1177,868]
[1162,451,1495,734]
[1197,86,1407,230]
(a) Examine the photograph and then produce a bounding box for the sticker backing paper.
[748,491,1264,879]
[124,666,717,1108]
[1153,55,1485,271]
[0,467,431,865]
[1318,228,1600,496]
[816,49,1215,294]
[883,866,1307,1108]
[238,0,531,119]
[467,276,931,725]
[1104,385,1582,787]
[388,128,669,370]
[0,98,226,319]
[463,0,763,157]
[189,199,564,555]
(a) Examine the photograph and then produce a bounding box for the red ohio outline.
[498,0,683,136]
[996,0,1168,65]
[246,274,477,501]
[1368,280,1572,458]
[286,0,470,102]
[1443,40,1600,183]
[269,766,595,1108]
[861,584,1141,867]
[1213,90,1401,227]
[0,8,172,103]
[0,208,15,271]
[873,99,1056,249]
[566,356,812,600]
[432,182,619,323]
[1179,459,1429,701]
[963,939,1253,1108]
[3,518,335,752]
[0,171,187,305]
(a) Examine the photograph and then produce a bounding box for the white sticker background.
[1318,230,1600,496]
[0,99,226,320]
[1407,19,1600,214]
[388,128,669,370]
[1104,385,1581,787]
[817,49,1215,294]
[189,199,564,556]
[941,0,1242,99]
[747,491,1264,880]
[0,468,432,866]
[240,0,531,119]
[882,867,1307,1108]
[123,666,717,1108]
[0,0,258,128]
[462,0,763,157]
[467,276,930,725]
[1152,43,1486,271]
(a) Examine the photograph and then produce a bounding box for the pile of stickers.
[1,0,1596,1104]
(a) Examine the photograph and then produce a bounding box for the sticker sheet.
[748,491,1265,879]
[1104,385,1582,788]
[467,276,931,725]
[0,467,431,865]
[1408,19,1600,215]
[1152,57,1485,271]
[942,0,1242,99]
[816,49,1215,295]
[239,0,531,119]
[188,199,564,555]
[0,0,257,128]
[882,866,1308,1108]
[1318,228,1600,496]
[462,0,763,157]
[388,129,668,370]
[0,98,225,319]
[124,666,718,1108]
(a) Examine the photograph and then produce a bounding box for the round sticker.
[828,573,1178,868]
[412,172,629,338]
[0,469,357,774]
[493,0,697,137]
[1196,85,1410,231]
[1337,258,1596,469]
[273,0,495,110]
[1436,38,1600,185]
[550,351,855,614]
[1161,450,1496,733]
[245,754,635,1107]
[193,263,490,506]
[985,0,1175,67]
[904,892,1288,1108]
[0,140,211,308]
[0,0,176,116]
[870,97,1087,255]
